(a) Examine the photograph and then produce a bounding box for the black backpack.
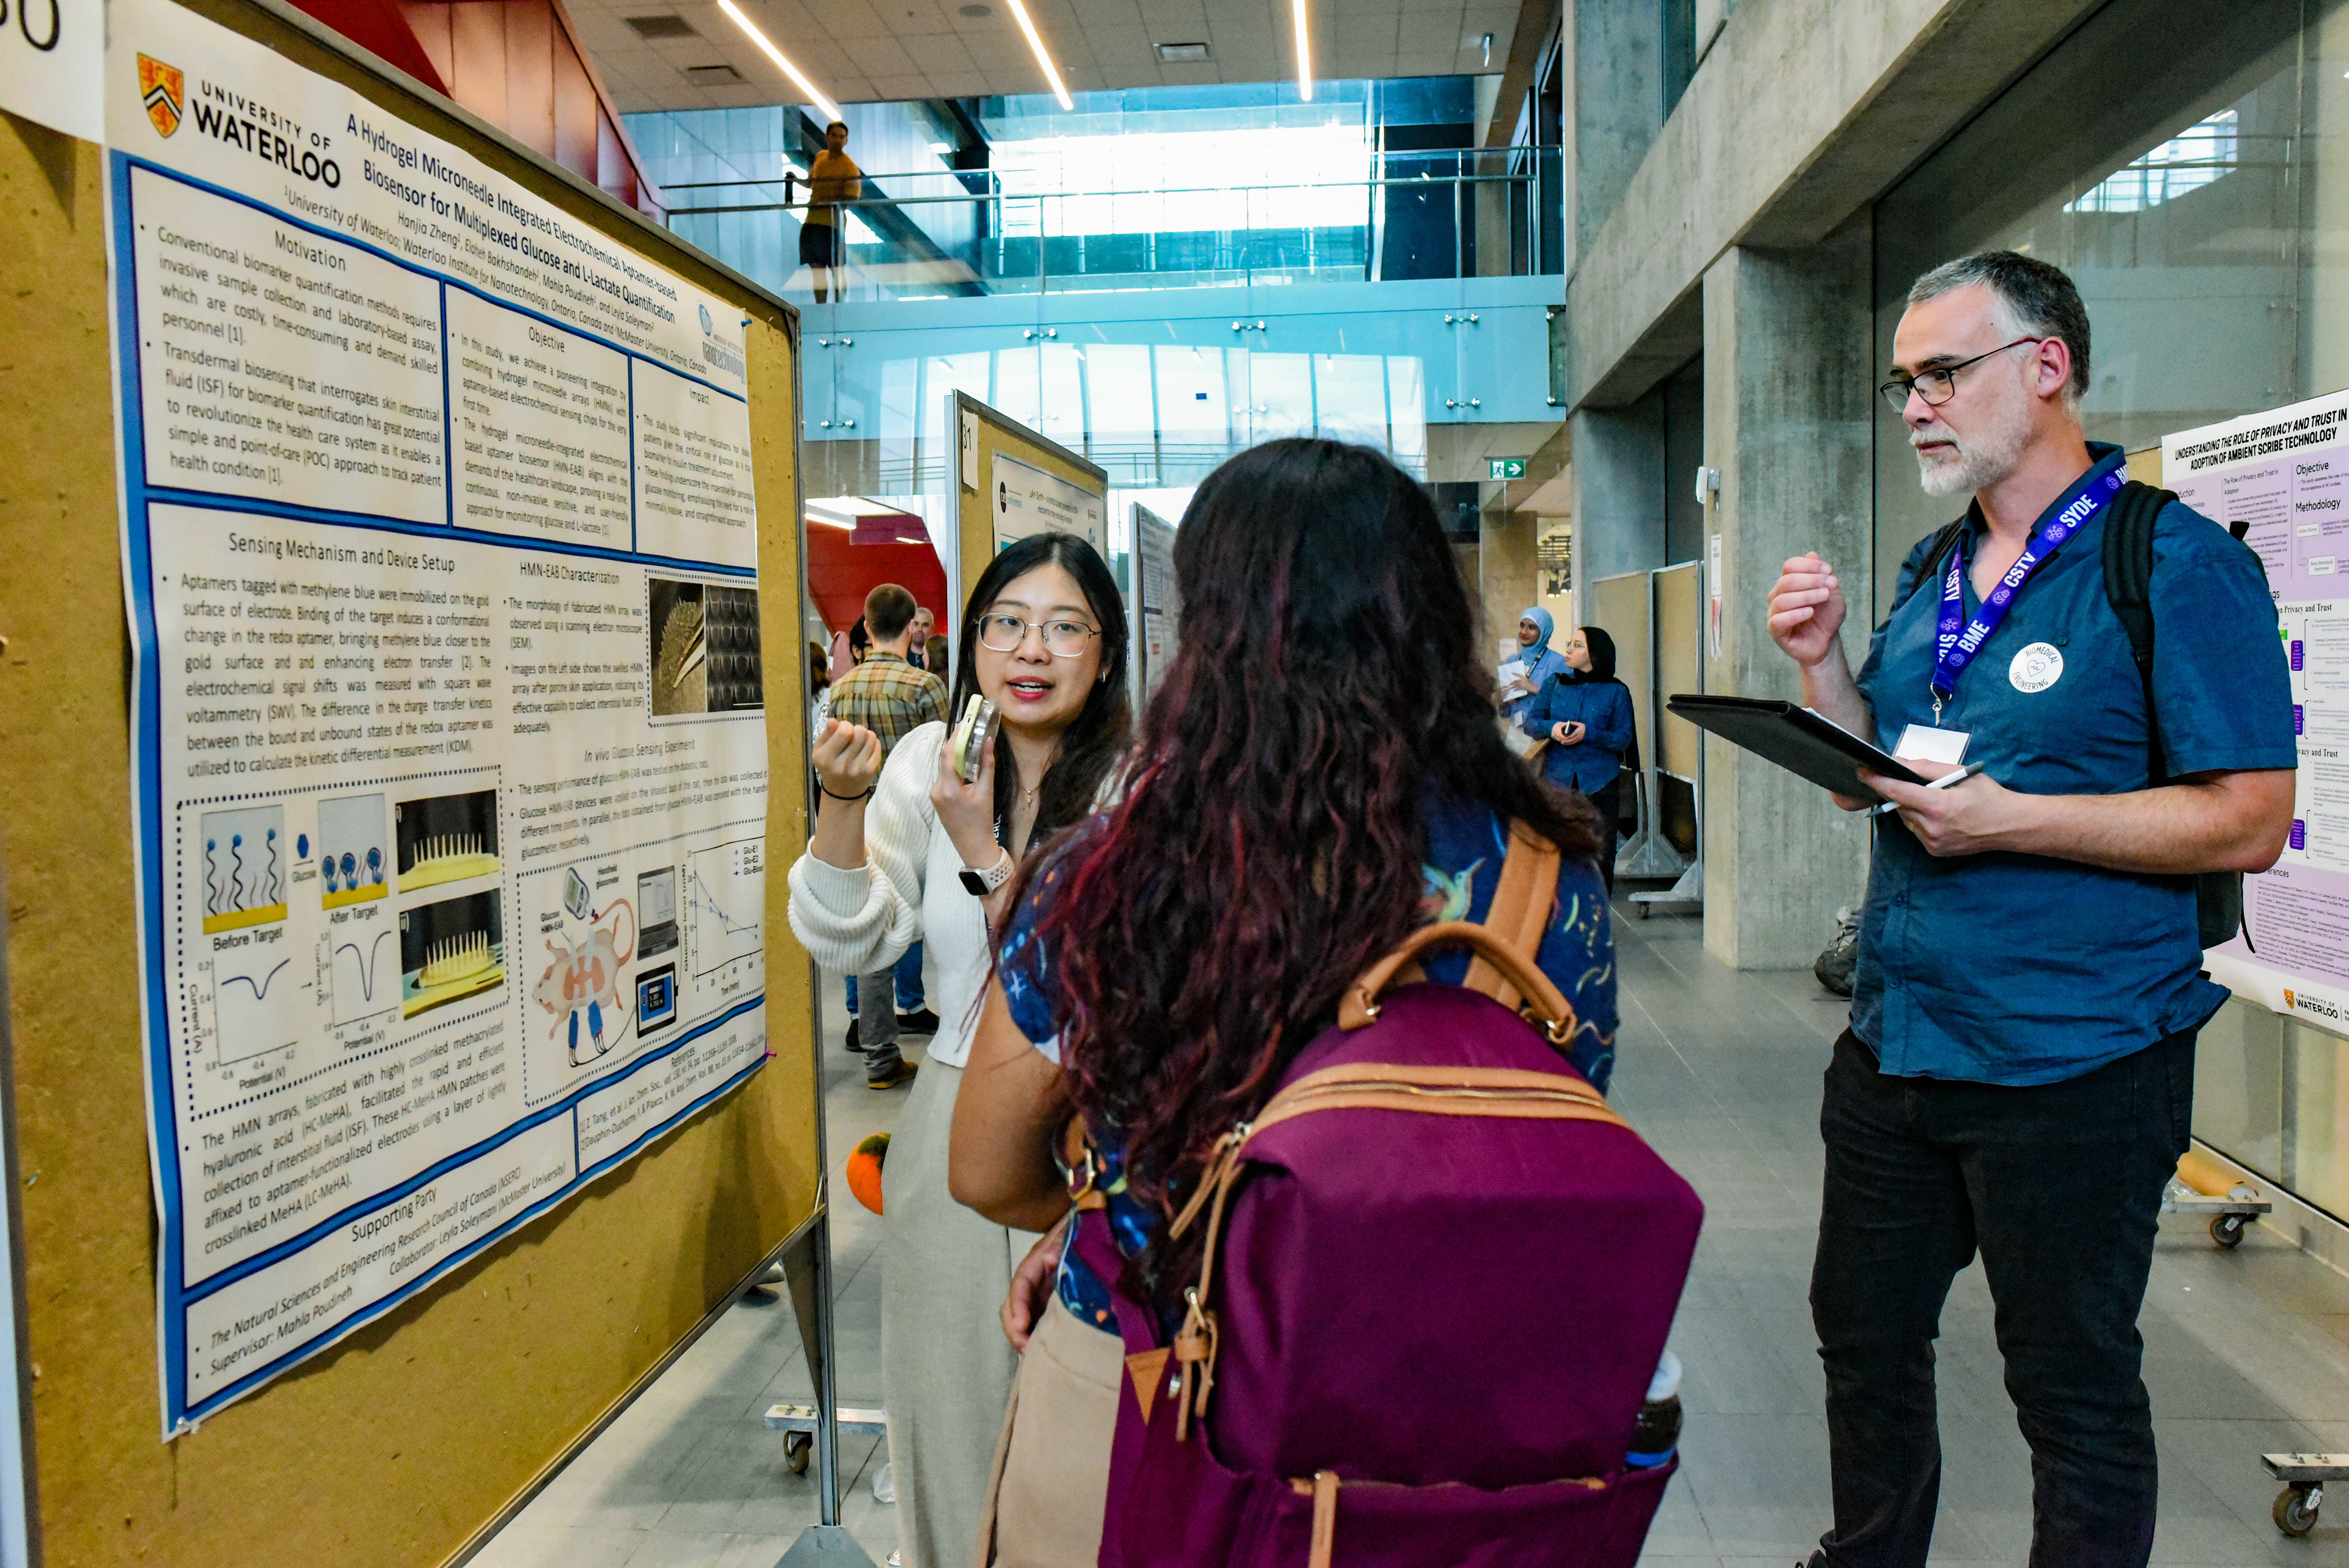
[1895,480,2250,948]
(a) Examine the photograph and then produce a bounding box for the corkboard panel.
[0,1,816,1559]
[951,393,1109,611]
[1586,571,1653,782]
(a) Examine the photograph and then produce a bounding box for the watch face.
[959,868,989,895]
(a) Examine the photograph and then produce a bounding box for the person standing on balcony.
[798,119,862,304]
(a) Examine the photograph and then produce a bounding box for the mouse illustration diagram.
[535,885,636,1066]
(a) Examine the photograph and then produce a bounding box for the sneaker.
[845,1017,868,1055]
[895,1008,941,1036]
[872,1462,896,1504]
[866,1059,918,1092]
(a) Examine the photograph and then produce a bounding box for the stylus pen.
[1872,760,1987,816]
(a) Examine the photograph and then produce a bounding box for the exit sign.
[1488,458,1527,480]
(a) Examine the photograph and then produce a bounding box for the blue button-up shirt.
[1851,443,2295,1085]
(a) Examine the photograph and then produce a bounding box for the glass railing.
[660,147,1563,305]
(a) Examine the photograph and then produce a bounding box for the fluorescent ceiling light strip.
[714,0,844,125]
[1002,0,1074,112]
[1292,0,1312,100]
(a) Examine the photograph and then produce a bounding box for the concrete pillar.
[1565,0,1663,266]
[1699,212,1875,968]
[1566,404,1664,629]
[1479,502,1542,663]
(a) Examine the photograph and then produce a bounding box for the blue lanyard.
[1930,467,2123,722]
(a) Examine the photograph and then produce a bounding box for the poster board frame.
[948,390,1108,612]
[1653,562,1702,782]
[1588,570,1654,779]
[0,0,819,1557]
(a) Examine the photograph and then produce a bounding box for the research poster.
[1134,503,1180,698]
[992,451,1103,554]
[107,0,773,1434]
[2164,391,2348,1030]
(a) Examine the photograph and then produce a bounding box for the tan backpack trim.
[1458,827,1560,1011]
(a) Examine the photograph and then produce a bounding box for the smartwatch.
[959,848,1014,897]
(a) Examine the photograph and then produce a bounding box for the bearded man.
[1766,251,2296,1566]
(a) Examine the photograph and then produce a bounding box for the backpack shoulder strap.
[1891,517,1969,616]
[2100,480,2174,782]
[1460,826,1559,1013]
[2101,480,2171,679]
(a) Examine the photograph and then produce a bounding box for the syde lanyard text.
[1931,467,2124,722]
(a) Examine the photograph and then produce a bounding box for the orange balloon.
[846,1131,889,1214]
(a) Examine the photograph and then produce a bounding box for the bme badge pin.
[2010,641,2064,693]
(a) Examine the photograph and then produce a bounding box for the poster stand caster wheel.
[2276,1482,2322,1536]
[784,1430,813,1474]
[2212,1213,2249,1248]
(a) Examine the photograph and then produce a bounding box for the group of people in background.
[782,249,2299,1568]
[1504,605,1638,892]
[805,592,952,1090]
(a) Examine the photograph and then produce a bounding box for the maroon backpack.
[1069,829,1704,1568]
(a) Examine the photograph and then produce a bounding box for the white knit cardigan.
[786,721,993,1068]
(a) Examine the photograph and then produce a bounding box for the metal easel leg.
[775,1209,880,1567]
[1615,769,1688,881]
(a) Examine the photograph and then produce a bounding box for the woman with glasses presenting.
[788,531,1131,1568]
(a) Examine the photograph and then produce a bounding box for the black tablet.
[1665,695,1928,805]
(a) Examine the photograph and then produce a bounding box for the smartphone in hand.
[949,695,998,782]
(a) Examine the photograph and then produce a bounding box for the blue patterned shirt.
[998,795,1618,1332]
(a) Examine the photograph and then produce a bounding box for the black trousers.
[1583,776,1621,893]
[1811,1026,2194,1568]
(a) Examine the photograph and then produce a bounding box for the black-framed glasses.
[1878,337,2046,413]
[976,612,1098,658]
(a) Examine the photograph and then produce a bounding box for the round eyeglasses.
[1878,337,2046,413]
[977,612,1098,658]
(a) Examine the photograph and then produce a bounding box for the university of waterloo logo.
[139,55,185,138]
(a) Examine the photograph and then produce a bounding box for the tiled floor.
[470,966,908,1568]
[476,909,2349,1568]
[1613,904,2349,1566]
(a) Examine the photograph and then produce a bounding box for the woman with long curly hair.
[947,438,1619,1567]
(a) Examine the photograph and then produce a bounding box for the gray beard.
[1913,417,2026,498]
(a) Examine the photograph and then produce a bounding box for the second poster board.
[1134,504,1181,700]
[2161,392,2347,1023]
[951,391,1109,616]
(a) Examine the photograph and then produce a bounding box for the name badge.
[1895,724,1970,766]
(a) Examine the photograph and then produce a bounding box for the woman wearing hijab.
[1498,606,1570,720]
[1522,625,1635,891]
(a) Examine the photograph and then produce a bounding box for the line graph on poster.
[208,953,302,1067]
[322,926,401,1028]
[686,839,762,983]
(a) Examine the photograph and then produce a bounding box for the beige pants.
[883,1059,1027,1568]
[976,1292,1123,1568]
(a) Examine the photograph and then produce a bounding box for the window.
[2065,109,2239,213]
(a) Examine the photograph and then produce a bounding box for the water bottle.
[1626,1349,1682,1468]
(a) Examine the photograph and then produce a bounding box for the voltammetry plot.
[325,926,399,1026]
[210,953,301,1066]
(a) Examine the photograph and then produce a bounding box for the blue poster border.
[111,151,773,1434]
